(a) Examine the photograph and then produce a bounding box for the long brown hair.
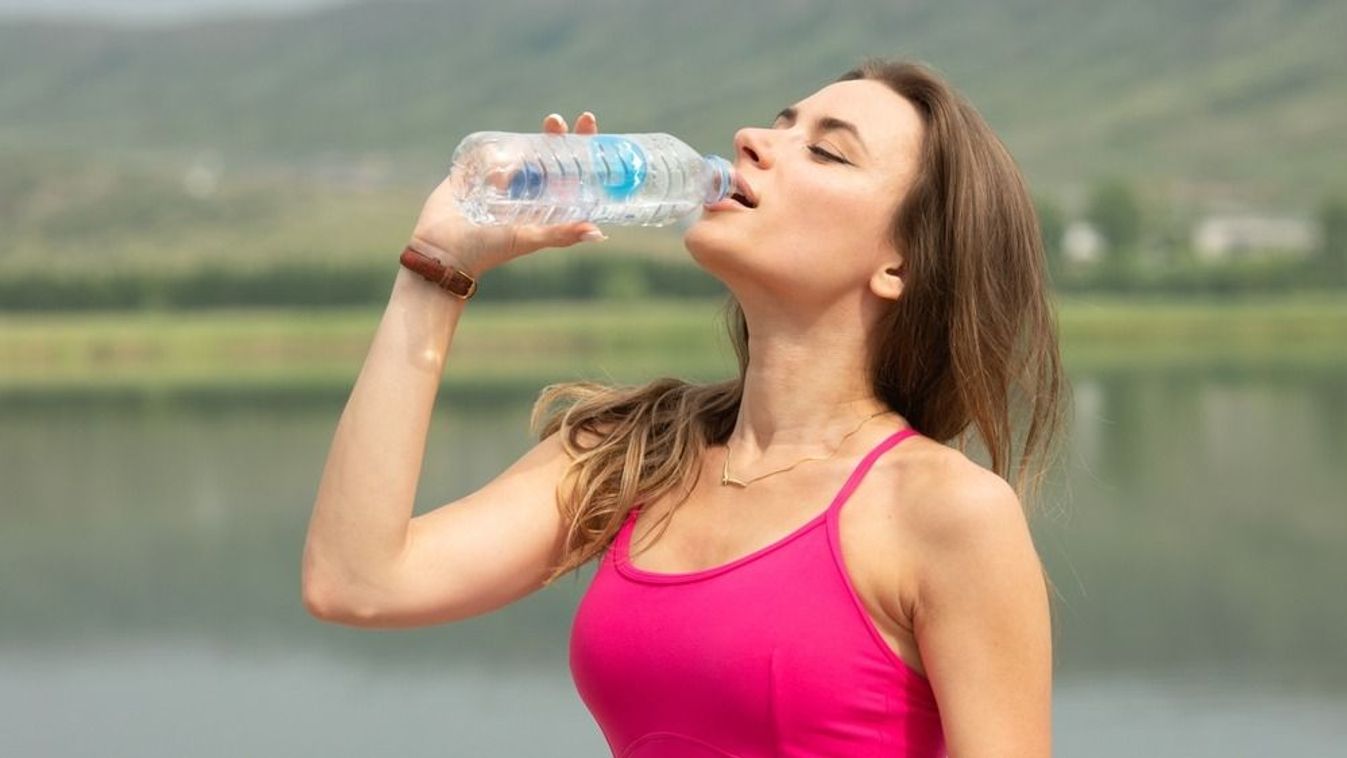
[532,56,1070,588]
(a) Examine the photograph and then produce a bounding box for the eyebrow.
[773,105,870,157]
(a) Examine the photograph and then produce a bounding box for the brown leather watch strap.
[399,245,478,300]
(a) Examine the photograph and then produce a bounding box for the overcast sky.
[0,0,350,24]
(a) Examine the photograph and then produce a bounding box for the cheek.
[768,185,882,260]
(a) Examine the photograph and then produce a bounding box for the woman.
[303,56,1066,757]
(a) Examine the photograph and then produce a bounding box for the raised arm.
[300,111,607,626]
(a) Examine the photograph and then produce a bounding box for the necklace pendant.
[721,472,748,487]
[719,408,893,489]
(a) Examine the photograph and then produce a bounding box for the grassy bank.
[1,293,1345,406]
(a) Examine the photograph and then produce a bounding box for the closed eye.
[809,145,846,163]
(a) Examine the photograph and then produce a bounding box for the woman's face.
[684,79,924,306]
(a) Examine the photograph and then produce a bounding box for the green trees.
[1086,178,1144,288]
[1034,193,1066,284]
[1317,193,1347,286]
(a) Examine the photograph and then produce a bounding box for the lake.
[2,358,1345,756]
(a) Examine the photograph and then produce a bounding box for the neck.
[728,331,899,463]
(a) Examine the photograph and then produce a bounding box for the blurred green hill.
[0,0,1344,279]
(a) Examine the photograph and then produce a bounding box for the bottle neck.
[703,154,734,204]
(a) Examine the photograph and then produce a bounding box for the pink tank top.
[569,426,946,757]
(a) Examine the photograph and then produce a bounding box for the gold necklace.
[720,409,893,488]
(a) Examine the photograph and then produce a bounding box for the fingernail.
[581,229,607,242]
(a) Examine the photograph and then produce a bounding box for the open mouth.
[730,191,757,208]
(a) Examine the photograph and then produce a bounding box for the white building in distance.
[1062,220,1105,265]
[1191,214,1319,262]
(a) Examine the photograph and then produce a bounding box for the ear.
[869,258,905,302]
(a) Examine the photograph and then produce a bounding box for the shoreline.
[2,295,1345,405]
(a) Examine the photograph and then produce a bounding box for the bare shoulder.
[888,437,1027,546]
[840,434,1027,648]
[887,439,1053,755]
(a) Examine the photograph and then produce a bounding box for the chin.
[682,220,731,261]
[684,224,764,286]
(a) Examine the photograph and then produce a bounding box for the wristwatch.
[399,245,478,300]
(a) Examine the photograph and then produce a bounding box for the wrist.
[405,236,480,277]
[399,241,480,301]
[393,265,465,307]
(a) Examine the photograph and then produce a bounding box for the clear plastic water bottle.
[450,131,735,227]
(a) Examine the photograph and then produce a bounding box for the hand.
[408,111,607,278]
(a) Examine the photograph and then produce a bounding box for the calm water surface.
[1,363,1344,757]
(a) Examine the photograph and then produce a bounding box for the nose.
[733,126,771,169]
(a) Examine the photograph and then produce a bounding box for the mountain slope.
[0,0,1342,210]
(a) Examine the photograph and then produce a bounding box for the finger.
[575,111,598,135]
[516,221,606,252]
[543,113,568,134]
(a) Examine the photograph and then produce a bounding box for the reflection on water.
[1,364,1344,756]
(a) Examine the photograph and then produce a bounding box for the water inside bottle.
[458,132,731,227]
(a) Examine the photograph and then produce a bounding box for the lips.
[704,172,758,212]
[730,174,758,208]
[705,196,747,212]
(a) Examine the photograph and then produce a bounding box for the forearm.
[302,263,467,611]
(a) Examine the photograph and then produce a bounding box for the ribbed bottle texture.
[450,131,734,227]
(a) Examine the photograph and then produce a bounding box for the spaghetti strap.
[824,425,920,519]
[626,425,920,525]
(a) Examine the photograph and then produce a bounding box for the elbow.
[301,552,338,619]
[302,577,346,621]
[301,548,369,623]
[302,575,388,626]
[300,547,403,626]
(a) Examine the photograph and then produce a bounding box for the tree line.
[1036,182,1347,293]
[1,186,1344,311]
